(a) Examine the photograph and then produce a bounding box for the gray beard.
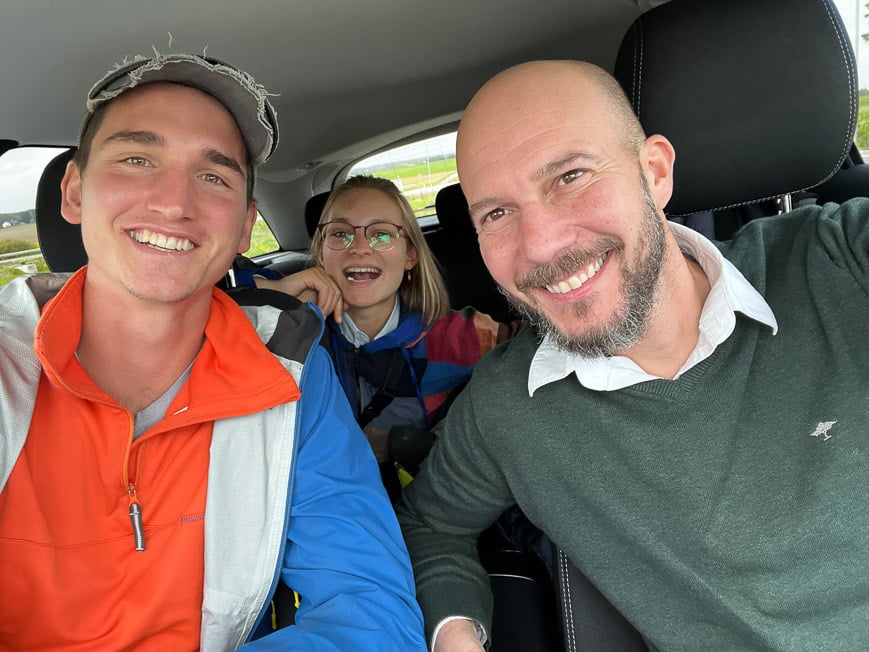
[503,182,667,358]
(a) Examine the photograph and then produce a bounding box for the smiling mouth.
[544,253,607,294]
[344,266,381,282]
[130,229,195,252]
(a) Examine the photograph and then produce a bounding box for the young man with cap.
[0,53,426,650]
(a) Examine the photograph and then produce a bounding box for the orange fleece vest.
[0,269,300,651]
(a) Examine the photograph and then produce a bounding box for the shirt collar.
[338,295,401,346]
[527,222,778,396]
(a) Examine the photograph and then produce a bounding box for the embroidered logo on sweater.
[809,420,837,442]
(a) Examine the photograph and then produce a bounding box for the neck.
[346,296,397,341]
[76,282,212,412]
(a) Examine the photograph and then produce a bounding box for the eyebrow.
[467,151,602,218]
[100,131,245,178]
[533,151,600,181]
[204,148,244,178]
[101,130,164,148]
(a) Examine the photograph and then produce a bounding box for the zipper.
[128,483,146,552]
[123,432,146,553]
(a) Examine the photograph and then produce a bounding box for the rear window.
[346,132,457,220]
[0,147,67,285]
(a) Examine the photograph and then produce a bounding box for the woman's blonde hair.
[310,175,450,326]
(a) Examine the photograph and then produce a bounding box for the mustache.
[515,237,621,293]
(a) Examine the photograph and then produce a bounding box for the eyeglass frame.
[317,220,405,251]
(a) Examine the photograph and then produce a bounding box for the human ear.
[236,202,258,254]
[641,134,676,212]
[60,160,83,225]
[405,244,419,270]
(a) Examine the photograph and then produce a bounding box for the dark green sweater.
[398,200,869,651]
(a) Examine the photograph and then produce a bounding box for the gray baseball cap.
[84,53,279,165]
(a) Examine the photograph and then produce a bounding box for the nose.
[346,227,371,253]
[516,202,570,265]
[145,166,194,220]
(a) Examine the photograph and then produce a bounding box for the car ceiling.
[1,0,667,249]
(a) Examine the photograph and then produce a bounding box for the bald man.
[397,61,869,651]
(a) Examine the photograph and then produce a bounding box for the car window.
[346,132,457,221]
[833,0,868,154]
[245,213,280,258]
[0,147,67,286]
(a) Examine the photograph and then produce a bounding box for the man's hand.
[257,267,346,323]
[433,619,485,652]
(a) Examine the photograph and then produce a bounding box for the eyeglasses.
[318,221,404,251]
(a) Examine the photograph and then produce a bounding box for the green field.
[0,223,46,285]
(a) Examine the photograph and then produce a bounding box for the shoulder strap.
[357,351,405,428]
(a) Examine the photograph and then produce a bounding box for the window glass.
[833,0,868,152]
[0,147,67,285]
[347,132,457,219]
[244,214,280,258]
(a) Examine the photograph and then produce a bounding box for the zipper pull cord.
[128,484,146,552]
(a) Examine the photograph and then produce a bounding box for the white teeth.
[344,266,381,281]
[130,229,194,251]
[545,253,606,294]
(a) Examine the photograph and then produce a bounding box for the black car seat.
[34,148,87,272]
[613,0,856,221]
[426,183,516,323]
[544,1,859,651]
[304,191,330,238]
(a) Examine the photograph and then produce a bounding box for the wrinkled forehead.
[457,89,617,203]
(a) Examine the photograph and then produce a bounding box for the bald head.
[453,60,679,359]
[457,61,646,184]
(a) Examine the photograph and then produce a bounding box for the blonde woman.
[258,176,517,500]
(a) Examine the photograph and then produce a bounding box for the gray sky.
[0,147,67,214]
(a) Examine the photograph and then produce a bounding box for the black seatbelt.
[357,351,405,429]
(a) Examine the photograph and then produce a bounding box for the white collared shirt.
[527,222,778,396]
[337,294,401,346]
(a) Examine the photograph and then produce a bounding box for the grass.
[0,225,47,285]
[244,216,280,257]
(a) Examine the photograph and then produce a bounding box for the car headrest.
[35,148,88,272]
[435,183,475,234]
[304,191,330,238]
[613,0,857,217]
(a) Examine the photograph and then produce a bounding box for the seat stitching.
[558,548,577,652]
